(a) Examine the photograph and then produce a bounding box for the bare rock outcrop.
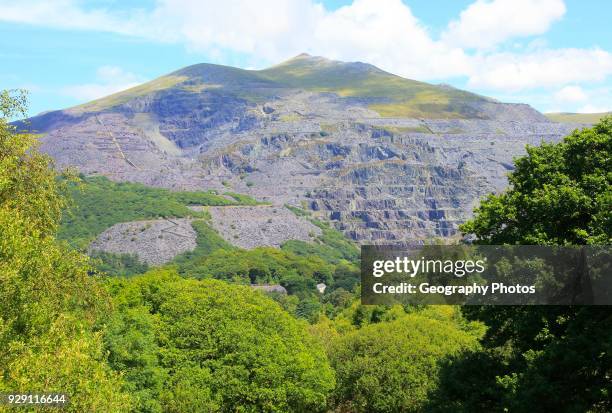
[207,206,321,249]
[89,218,196,265]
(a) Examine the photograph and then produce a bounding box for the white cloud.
[554,85,587,103]
[576,104,610,113]
[467,48,612,91]
[442,0,566,50]
[1,0,611,110]
[0,0,140,35]
[62,66,141,101]
[310,0,472,79]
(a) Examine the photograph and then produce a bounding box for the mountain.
[21,54,583,243]
[29,53,546,129]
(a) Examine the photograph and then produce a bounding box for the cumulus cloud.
[442,0,566,50]
[1,0,611,109]
[576,104,610,113]
[554,86,587,103]
[468,48,612,91]
[62,66,141,101]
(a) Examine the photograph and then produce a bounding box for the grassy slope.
[545,112,611,123]
[58,175,260,249]
[282,205,359,264]
[64,54,491,119]
[257,55,488,118]
[71,75,188,113]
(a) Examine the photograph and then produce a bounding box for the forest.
[0,89,610,412]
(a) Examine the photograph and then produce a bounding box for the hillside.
[546,111,611,123]
[27,53,546,128]
[19,54,581,244]
[62,53,497,119]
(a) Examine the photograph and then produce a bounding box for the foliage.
[0,90,132,411]
[461,117,611,245]
[90,250,149,276]
[169,242,359,321]
[282,207,360,264]
[457,118,612,412]
[169,219,234,272]
[105,270,335,412]
[223,191,265,205]
[57,175,259,249]
[1,89,69,237]
[329,308,480,413]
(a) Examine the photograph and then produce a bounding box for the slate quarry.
[23,54,586,244]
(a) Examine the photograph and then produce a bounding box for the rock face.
[89,218,197,265]
[23,54,588,244]
[207,205,321,249]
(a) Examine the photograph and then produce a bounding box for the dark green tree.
[453,118,612,412]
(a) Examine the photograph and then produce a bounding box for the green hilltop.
[69,53,494,119]
[545,111,611,123]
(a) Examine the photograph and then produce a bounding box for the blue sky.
[1,0,611,117]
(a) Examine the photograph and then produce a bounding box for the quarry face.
[27,56,586,245]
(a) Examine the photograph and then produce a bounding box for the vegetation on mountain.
[58,175,260,249]
[281,212,360,264]
[73,75,188,113]
[258,54,487,118]
[546,111,611,123]
[63,54,494,119]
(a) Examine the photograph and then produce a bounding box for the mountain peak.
[274,53,333,68]
[30,53,545,123]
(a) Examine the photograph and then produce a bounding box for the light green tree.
[329,308,480,413]
[105,269,336,412]
[0,90,132,412]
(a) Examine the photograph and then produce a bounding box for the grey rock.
[207,205,321,249]
[22,56,593,245]
[89,218,196,265]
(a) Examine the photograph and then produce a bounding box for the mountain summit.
[31,54,543,125]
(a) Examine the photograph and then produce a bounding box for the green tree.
[106,270,335,412]
[329,308,480,413]
[0,90,132,411]
[455,118,612,412]
[461,117,611,245]
[0,90,68,237]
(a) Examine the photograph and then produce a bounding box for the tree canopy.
[461,117,611,245]
[329,307,480,413]
[105,270,335,412]
[456,118,612,412]
[0,90,132,411]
